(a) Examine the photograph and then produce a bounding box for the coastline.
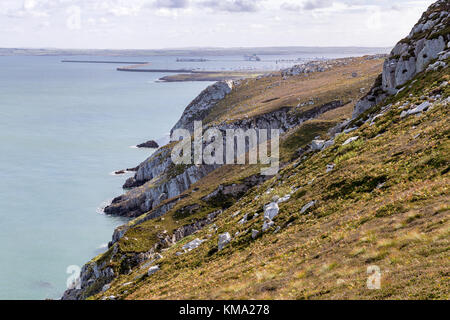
[62,54,388,300]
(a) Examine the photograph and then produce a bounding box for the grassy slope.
[92,57,448,300]
[205,57,382,125]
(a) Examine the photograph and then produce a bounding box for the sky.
[0,0,436,49]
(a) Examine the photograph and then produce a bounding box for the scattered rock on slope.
[218,232,231,251]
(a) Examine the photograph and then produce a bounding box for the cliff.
[353,0,449,118]
[62,1,449,300]
[62,54,384,300]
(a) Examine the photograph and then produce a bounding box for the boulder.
[218,232,231,251]
[400,101,432,117]
[310,140,325,151]
[251,229,259,239]
[277,194,291,203]
[342,136,360,146]
[264,202,279,221]
[343,127,358,134]
[426,61,447,72]
[182,238,205,252]
[321,139,335,150]
[147,265,160,276]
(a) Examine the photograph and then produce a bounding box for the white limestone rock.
[300,200,317,214]
[277,194,291,204]
[218,232,231,251]
[326,164,335,173]
[400,101,432,118]
[342,136,360,146]
[264,202,279,221]
[310,140,325,151]
[147,265,160,276]
[182,238,205,252]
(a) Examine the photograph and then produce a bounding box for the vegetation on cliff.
[63,1,449,300]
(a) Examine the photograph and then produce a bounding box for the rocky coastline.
[62,2,449,299]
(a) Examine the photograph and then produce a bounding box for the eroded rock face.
[353,0,449,118]
[106,98,343,220]
[104,163,218,218]
[170,80,234,135]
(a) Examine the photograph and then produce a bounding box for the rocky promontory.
[353,0,449,118]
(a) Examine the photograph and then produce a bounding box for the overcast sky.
[0,0,435,49]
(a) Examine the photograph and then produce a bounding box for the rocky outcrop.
[281,56,379,78]
[353,0,449,118]
[218,100,344,135]
[170,80,234,134]
[383,1,449,93]
[136,140,159,149]
[62,246,118,300]
[104,163,218,217]
[106,98,344,220]
[63,206,226,300]
[353,75,389,118]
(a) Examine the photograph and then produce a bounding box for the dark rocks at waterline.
[123,177,146,189]
[114,167,138,175]
[136,140,159,149]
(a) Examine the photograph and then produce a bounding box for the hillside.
[62,0,449,300]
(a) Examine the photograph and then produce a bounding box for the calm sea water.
[0,50,386,299]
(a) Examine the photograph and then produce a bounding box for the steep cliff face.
[104,81,236,217]
[353,0,449,118]
[63,55,384,300]
[104,99,345,219]
[105,162,218,217]
[170,80,234,134]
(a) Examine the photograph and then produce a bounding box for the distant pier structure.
[61,60,149,64]
[176,58,208,62]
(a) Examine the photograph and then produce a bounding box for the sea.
[0,50,386,299]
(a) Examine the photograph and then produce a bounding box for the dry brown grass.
[91,58,449,301]
[205,57,383,124]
